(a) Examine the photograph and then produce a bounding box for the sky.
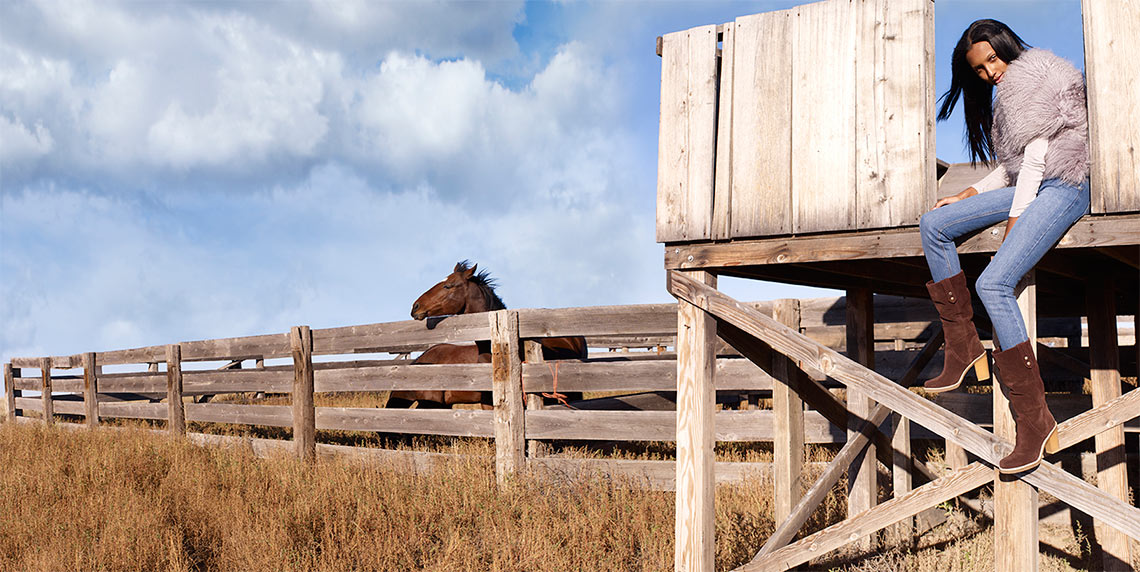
[0,0,1086,363]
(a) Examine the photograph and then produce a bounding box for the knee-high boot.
[923,271,990,393]
[993,340,1058,473]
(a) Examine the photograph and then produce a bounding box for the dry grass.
[2,422,1134,571]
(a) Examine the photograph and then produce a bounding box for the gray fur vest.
[992,48,1089,185]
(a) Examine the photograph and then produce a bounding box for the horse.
[387,261,587,409]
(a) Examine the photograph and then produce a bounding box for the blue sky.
[0,0,1085,362]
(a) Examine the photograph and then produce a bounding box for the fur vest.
[992,48,1089,185]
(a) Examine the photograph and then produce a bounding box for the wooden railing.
[4,298,1134,490]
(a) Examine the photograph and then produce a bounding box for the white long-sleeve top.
[971,137,1049,218]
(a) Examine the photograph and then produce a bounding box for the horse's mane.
[457,260,506,311]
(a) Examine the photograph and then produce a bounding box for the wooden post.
[166,344,185,435]
[891,412,913,542]
[523,340,549,458]
[40,357,53,425]
[82,353,99,427]
[772,298,805,526]
[290,326,316,462]
[491,310,525,485]
[995,271,1039,571]
[4,364,16,422]
[675,270,717,572]
[845,287,876,550]
[1086,276,1133,570]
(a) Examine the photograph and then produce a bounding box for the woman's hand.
[932,186,979,210]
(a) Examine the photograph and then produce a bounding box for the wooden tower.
[658,1,1140,570]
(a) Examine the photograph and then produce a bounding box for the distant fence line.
[4,297,1136,489]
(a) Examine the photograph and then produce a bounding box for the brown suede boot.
[923,271,989,393]
[993,340,1058,474]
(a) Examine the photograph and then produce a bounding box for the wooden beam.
[166,345,185,435]
[740,463,993,572]
[523,340,549,458]
[1086,276,1133,570]
[772,299,805,526]
[1054,388,1140,452]
[674,270,717,572]
[491,310,525,485]
[846,287,877,550]
[290,326,315,462]
[664,214,1140,270]
[667,270,1140,542]
[4,364,16,422]
[40,357,53,425]
[82,353,99,428]
[994,272,1039,572]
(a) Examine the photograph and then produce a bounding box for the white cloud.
[0,115,53,164]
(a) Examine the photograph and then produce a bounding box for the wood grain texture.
[40,358,53,425]
[771,299,804,526]
[675,270,717,572]
[491,310,525,484]
[82,353,99,427]
[854,0,934,230]
[185,403,292,426]
[657,25,719,243]
[663,214,1140,268]
[313,313,490,355]
[668,270,1140,542]
[99,402,167,420]
[291,326,316,461]
[518,304,678,339]
[712,21,735,240]
[845,287,877,549]
[730,9,792,238]
[1085,276,1133,570]
[3,365,15,422]
[1082,0,1140,214]
[166,345,185,435]
[315,408,493,437]
[791,0,855,234]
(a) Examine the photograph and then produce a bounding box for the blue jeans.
[919,178,1090,350]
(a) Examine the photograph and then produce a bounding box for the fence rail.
[4,296,1136,488]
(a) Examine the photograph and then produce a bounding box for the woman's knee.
[919,211,940,242]
[974,270,1010,308]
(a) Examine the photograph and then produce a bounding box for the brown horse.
[387,261,587,409]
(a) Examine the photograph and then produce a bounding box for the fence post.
[1086,276,1132,570]
[772,299,805,526]
[523,340,549,458]
[491,310,524,485]
[82,353,99,427]
[166,344,185,435]
[40,357,53,425]
[290,326,316,461]
[675,270,717,572]
[995,271,1039,571]
[845,288,876,550]
[4,364,16,422]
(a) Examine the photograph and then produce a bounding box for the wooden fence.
[4,298,1135,491]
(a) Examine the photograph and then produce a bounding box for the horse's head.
[411,261,505,320]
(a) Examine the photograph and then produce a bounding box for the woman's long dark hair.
[937,19,1030,165]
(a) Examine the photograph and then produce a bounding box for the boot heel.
[973,354,990,381]
[1045,426,1060,454]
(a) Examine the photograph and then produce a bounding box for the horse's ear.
[463,264,478,280]
[453,262,465,273]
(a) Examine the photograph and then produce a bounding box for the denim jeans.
[919,178,1090,350]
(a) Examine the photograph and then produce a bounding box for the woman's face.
[966,40,1008,86]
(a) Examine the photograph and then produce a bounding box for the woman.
[919,19,1089,474]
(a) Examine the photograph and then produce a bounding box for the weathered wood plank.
[291,326,316,461]
[312,313,490,355]
[185,403,292,426]
[664,214,1140,268]
[525,409,841,443]
[743,463,993,572]
[711,21,735,240]
[491,310,524,484]
[5,365,18,422]
[855,0,934,230]
[668,270,1140,541]
[846,287,877,549]
[1082,0,1140,214]
[675,270,717,572]
[40,358,53,425]
[1086,276,1133,570]
[730,9,792,238]
[315,408,494,437]
[656,25,719,243]
[316,362,492,393]
[530,457,826,492]
[791,0,855,234]
[99,401,166,420]
[96,345,166,366]
[521,358,772,393]
[166,344,185,435]
[771,299,805,526]
[10,355,81,369]
[1054,389,1140,451]
[82,353,99,427]
[517,304,678,339]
